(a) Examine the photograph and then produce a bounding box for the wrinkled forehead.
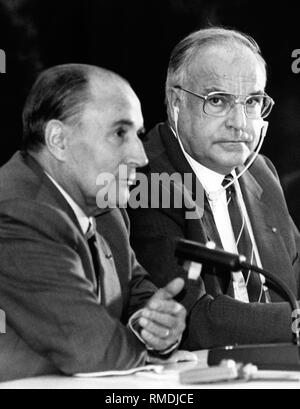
[187,44,267,94]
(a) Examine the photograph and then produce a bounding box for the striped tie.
[223,174,267,303]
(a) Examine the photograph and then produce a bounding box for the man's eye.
[116,129,127,138]
[208,96,227,106]
[247,97,262,106]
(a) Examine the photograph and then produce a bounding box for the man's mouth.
[219,140,248,144]
[216,140,252,153]
[218,140,251,147]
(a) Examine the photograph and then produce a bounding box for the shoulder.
[0,151,44,202]
[246,155,289,214]
[143,122,178,175]
[144,123,166,158]
[0,198,81,248]
[249,154,281,185]
[259,155,279,178]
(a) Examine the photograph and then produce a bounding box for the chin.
[224,153,249,169]
[96,184,130,209]
[113,189,131,208]
[117,197,130,208]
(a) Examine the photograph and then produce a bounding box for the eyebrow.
[202,86,227,94]
[112,119,134,127]
[112,119,145,133]
[202,87,266,95]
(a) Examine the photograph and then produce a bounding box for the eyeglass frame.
[173,85,275,119]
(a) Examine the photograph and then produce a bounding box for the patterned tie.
[222,174,268,303]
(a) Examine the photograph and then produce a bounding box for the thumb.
[153,278,185,300]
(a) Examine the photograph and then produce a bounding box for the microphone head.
[175,238,242,272]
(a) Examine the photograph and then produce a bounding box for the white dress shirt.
[174,134,267,303]
[45,172,92,235]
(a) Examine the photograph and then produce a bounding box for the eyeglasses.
[174,86,275,119]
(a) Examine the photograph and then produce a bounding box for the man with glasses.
[128,27,300,349]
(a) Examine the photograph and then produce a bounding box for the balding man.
[128,28,300,349]
[0,64,186,381]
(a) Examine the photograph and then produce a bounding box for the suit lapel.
[22,152,100,291]
[160,124,198,194]
[159,124,229,295]
[22,152,82,232]
[159,124,222,245]
[239,168,297,297]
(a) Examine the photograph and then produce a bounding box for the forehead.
[187,44,267,94]
[82,77,143,127]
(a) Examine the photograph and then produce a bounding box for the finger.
[140,313,186,343]
[147,299,185,315]
[141,329,170,351]
[142,309,177,329]
[139,317,171,339]
[152,278,185,301]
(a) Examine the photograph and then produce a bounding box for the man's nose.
[226,103,247,131]
[127,137,149,169]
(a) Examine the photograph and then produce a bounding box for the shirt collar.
[45,172,92,235]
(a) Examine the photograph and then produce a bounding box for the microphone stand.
[240,261,300,347]
[175,239,300,370]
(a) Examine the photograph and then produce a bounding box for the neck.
[29,151,97,217]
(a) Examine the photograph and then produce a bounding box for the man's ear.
[44,120,68,162]
[168,87,181,124]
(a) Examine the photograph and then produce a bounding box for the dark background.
[1,0,300,180]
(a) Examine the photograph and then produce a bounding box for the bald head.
[22,64,131,152]
[88,70,141,115]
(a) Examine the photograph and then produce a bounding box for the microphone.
[176,239,246,273]
[175,238,300,370]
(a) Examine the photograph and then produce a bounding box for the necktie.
[86,219,122,317]
[222,174,268,303]
[86,220,102,298]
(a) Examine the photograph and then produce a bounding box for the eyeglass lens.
[204,93,272,118]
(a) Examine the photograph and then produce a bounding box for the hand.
[139,278,187,352]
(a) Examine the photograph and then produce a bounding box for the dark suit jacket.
[128,122,300,350]
[0,151,157,382]
[282,171,300,231]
